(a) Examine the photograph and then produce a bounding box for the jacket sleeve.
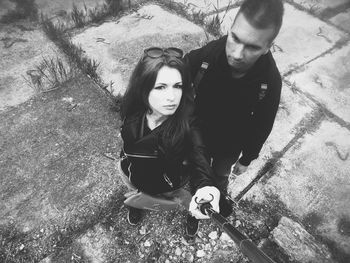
[239,67,282,166]
[187,118,216,191]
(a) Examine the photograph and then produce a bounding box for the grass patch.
[71,3,87,28]
[69,0,126,28]
[0,0,38,24]
[24,56,75,93]
[41,16,103,87]
[153,0,230,39]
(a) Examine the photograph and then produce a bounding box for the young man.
[188,0,284,228]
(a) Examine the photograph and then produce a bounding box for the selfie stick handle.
[200,203,277,263]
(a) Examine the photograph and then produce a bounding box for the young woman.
[119,47,220,236]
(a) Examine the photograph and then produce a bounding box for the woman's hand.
[189,186,220,219]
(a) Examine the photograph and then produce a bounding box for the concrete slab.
[272,217,332,263]
[287,44,350,123]
[330,8,350,32]
[212,3,347,74]
[243,119,350,259]
[0,23,67,111]
[0,74,123,261]
[228,82,318,198]
[291,0,350,15]
[72,4,209,96]
[173,0,240,14]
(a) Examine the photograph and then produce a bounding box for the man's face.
[226,12,276,75]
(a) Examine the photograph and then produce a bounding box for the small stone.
[220,232,234,244]
[204,244,211,250]
[144,240,151,247]
[196,250,205,258]
[235,220,242,227]
[186,252,194,262]
[181,237,188,245]
[175,247,182,256]
[19,244,25,251]
[208,231,218,240]
[139,226,147,235]
[125,240,129,244]
[210,240,216,246]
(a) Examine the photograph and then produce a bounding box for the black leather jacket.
[120,112,215,195]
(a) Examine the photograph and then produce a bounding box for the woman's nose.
[166,88,176,101]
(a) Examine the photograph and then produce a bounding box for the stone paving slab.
[229,82,318,198]
[330,8,350,33]
[0,74,123,261]
[0,23,67,111]
[272,217,332,263]
[174,0,240,14]
[242,118,350,260]
[287,44,350,123]
[290,0,350,16]
[211,3,347,74]
[72,4,209,96]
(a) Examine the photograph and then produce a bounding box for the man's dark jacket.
[185,36,282,165]
[120,112,215,195]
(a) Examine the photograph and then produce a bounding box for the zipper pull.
[163,174,173,188]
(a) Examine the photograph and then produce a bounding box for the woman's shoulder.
[123,111,144,126]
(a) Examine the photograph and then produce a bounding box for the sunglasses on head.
[143,47,184,59]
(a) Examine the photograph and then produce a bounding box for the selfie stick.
[199,202,277,263]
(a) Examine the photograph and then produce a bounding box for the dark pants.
[211,151,240,193]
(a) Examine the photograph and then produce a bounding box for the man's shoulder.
[261,51,281,85]
[187,36,227,63]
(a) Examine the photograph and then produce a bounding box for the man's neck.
[230,69,246,79]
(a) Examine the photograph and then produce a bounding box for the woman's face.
[148,66,183,119]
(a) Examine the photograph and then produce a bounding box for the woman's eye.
[174,84,183,89]
[154,85,165,90]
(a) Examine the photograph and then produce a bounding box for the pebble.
[19,244,25,251]
[144,240,151,247]
[235,220,242,227]
[175,247,182,256]
[208,231,218,240]
[204,244,211,250]
[165,260,170,263]
[139,226,147,235]
[186,252,194,262]
[196,250,205,258]
[220,232,233,243]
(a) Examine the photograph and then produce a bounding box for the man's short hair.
[238,0,284,41]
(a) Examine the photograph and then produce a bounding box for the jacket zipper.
[163,174,173,188]
[124,152,157,159]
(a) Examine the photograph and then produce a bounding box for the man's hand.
[232,161,248,175]
[189,186,220,219]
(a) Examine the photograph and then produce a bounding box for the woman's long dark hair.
[121,52,193,156]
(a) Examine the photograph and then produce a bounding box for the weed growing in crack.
[24,56,74,92]
[41,17,103,87]
[105,0,124,16]
[71,3,86,28]
[206,14,222,38]
[0,0,38,24]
